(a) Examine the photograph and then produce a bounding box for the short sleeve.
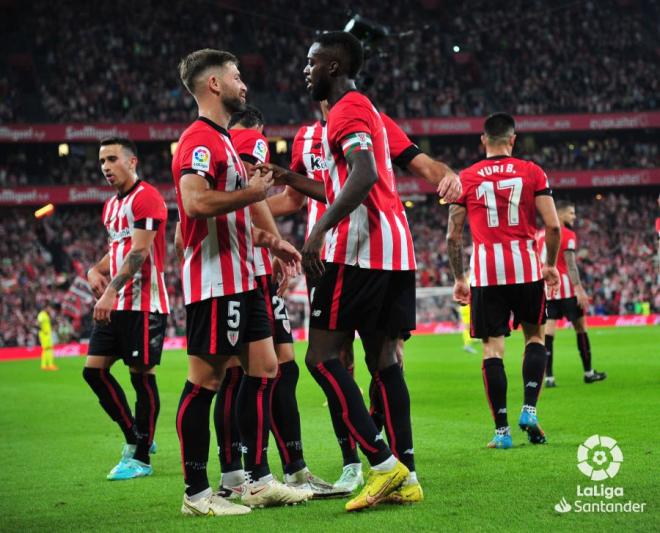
[329,99,373,156]
[235,131,270,165]
[566,230,577,251]
[380,112,421,167]
[530,162,552,196]
[133,187,167,230]
[289,129,306,173]
[178,132,223,184]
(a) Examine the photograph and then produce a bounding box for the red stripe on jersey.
[235,208,251,293]
[329,264,345,330]
[367,208,384,269]
[210,298,218,355]
[217,216,235,296]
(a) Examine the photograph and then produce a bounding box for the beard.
[311,76,331,102]
[223,93,245,114]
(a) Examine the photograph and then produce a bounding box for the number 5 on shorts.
[228,300,241,328]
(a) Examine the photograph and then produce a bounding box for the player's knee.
[82,366,99,384]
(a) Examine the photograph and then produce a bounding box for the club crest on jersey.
[227,330,239,346]
[192,146,211,172]
[252,139,268,163]
[282,319,291,334]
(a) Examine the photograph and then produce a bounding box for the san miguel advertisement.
[1,111,659,142]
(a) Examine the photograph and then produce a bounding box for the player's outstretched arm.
[179,169,272,219]
[267,186,307,217]
[536,195,561,289]
[93,229,157,323]
[257,163,326,203]
[87,253,110,298]
[446,204,470,304]
[407,153,462,203]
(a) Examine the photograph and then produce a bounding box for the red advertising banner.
[1,111,659,142]
[1,314,657,361]
[2,168,658,206]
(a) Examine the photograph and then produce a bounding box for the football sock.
[482,358,508,429]
[576,332,592,372]
[82,367,136,444]
[214,366,243,473]
[130,373,159,464]
[308,358,391,466]
[326,395,360,466]
[371,454,397,472]
[221,469,245,488]
[544,334,554,377]
[237,375,273,482]
[373,364,415,472]
[368,376,385,432]
[176,380,215,497]
[188,487,212,503]
[523,342,547,407]
[270,360,306,475]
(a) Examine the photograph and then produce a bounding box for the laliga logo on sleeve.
[192,146,211,172]
[577,434,623,481]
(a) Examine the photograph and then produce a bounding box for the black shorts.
[88,311,167,367]
[469,280,546,340]
[308,262,416,338]
[546,297,584,322]
[256,275,294,345]
[185,289,272,356]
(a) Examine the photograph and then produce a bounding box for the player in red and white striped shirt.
[214,105,340,498]
[172,49,308,516]
[447,113,561,449]
[536,201,606,386]
[265,100,460,495]
[84,137,168,481]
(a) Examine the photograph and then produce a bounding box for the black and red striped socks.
[130,373,159,464]
[237,375,274,481]
[215,366,243,474]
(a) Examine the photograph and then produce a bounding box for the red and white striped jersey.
[230,127,272,277]
[102,180,169,313]
[172,117,256,305]
[536,226,577,299]
[456,156,552,287]
[323,91,416,271]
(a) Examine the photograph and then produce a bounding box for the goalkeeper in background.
[37,303,58,371]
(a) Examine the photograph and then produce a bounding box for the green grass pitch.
[1,327,658,532]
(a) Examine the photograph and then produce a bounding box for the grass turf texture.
[0,327,657,532]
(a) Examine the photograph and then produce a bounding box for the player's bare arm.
[266,186,307,217]
[447,203,470,304]
[174,221,184,263]
[93,228,157,323]
[87,253,110,298]
[565,250,589,309]
[536,195,561,289]
[407,153,462,203]
[302,147,378,278]
[257,162,326,203]
[179,168,273,219]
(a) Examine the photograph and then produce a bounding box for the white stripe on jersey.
[182,246,193,303]
[510,240,525,284]
[227,210,244,291]
[493,243,506,285]
[478,244,488,286]
[115,240,126,309]
[393,212,411,270]
[378,212,394,268]
[526,239,539,280]
[204,219,221,298]
[355,205,370,266]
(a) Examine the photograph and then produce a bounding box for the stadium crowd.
[1,0,658,123]
[1,135,657,187]
[1,192,657,348]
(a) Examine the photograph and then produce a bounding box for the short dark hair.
[229,105,264,129]
[484,112,515,141]
[315,31,364,78]
[179,48,238,95]
[100,137,137,157]
[555,200,575,212]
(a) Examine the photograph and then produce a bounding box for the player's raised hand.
[301,228,326,279]
[453,279,470,305]
[248,168,274,199]
[87,267,109,298]
[542,265,560,293]
[255,163,290,186]
[437,170,462,203]
[270,238,302,272]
